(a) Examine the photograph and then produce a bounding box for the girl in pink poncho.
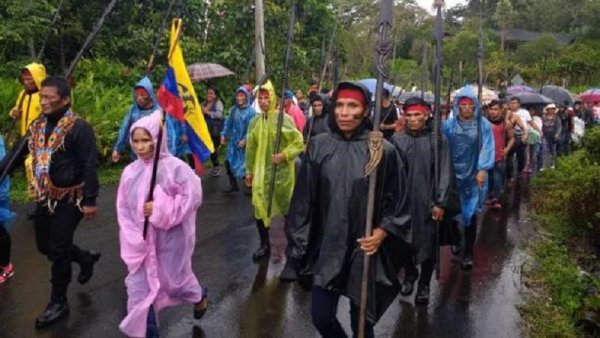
[117,112,207,337]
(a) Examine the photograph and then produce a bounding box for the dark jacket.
[392,124,460,263]
[0,108,99,206]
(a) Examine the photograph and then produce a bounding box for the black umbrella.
[509,92,553,105]
[540,85,577,107]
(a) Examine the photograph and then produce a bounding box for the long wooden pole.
[65,0,119,78]
[358,1,393,336]
[37,0,64,60]
[266,0,296,217]
[432,0,444,280]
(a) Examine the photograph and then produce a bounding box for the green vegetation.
[525,127,600,337]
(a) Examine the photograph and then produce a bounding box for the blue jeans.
[528,143,541,172]
[488,160,505,200]
[311,286,374,338]
[544,137,558,168]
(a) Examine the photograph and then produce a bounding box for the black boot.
[415,260,434,304]
[78,251,101,285]
[35,301,70,329]
[461,217,478,270]
[400,263,418,296]
[451,220,462,255]
[222,175,239,193]
[252,221,270,261]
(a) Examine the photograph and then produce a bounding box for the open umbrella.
[187,63,234,82]
[507,85,535,95]
[508,92,553,105]
[358,78,394,95]
[398,91,435,104]
[451,84,498,104]
[580,89,600,104]
[540,85,577,107]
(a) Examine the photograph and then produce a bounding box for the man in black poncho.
[303,93,330,142]
[281,81,410,338]
[391,97,459,304]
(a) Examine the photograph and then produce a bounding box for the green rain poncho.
[245,81,304,226]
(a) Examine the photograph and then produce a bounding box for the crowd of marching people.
[0,60,598,337]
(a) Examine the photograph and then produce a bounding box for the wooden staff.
[358,0,393,336]
[266,0,296,217]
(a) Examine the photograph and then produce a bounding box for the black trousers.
[34,202,90,303]
[311,286,374,338]
[514,138,527,174]
[0,223,10,266]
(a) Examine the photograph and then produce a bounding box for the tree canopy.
[0,0,598,92]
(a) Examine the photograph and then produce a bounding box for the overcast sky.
[415,0,467,13]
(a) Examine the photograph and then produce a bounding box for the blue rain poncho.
[221,86,256,178]
[0,136,15,230]
[442,86,495,227]
[113,77,182,158]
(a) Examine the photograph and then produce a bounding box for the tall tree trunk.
[28,38,36,59]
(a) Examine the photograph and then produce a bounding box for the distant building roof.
[503,28,574,45]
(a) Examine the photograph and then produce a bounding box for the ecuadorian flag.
[157,19,214,171]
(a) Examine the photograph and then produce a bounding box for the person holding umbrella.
[281,81,410,336]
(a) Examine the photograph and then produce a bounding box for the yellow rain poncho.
[10,63,46,194]
[11,63,46,136]
[245,81,304,226]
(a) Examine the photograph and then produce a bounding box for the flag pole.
[358,0,393,336]
[143,19,183,240]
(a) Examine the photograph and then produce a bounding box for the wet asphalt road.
[0,173,532,338]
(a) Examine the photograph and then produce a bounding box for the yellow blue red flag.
[158,18,214,169]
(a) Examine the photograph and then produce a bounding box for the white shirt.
[513,108,531,134]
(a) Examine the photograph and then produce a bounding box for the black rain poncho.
[283,82,411,323]
[392,123,460,263]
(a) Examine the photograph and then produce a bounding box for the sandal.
[193,287,208,320]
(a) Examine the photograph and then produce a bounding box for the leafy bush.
[582,126,600,164]
[526,126,600,337]
[531,151,600,239]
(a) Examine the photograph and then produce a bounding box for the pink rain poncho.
[117,111,203,337]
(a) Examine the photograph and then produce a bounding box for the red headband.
[337,88,366,106]
[458,97,474,105]
[405,104,429,113]
[135,88,148,96]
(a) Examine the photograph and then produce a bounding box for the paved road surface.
[0,173,532,338]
